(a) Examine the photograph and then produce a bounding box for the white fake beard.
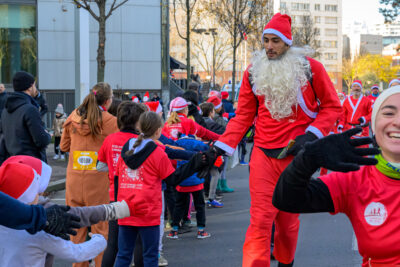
[249,47,313,120]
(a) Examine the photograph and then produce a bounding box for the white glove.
[103,200,131,220]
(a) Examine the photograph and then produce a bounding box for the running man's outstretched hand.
[301,127,379,172]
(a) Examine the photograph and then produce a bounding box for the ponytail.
[76,82,112,137]
[132,111,163,149]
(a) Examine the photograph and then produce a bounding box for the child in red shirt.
[114,111,207,267]
[97,101,147,266]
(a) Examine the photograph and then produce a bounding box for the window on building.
[325,17,337,24]
[325,4,338,12]
[291,3,309,11]
[280,2,286,11]
[315,4,320,11]
[315,16,321,23]
[324,40,338,48]
[0,4,37,84]
[325,28,338,36]
[324,53,338,60]
[315,28,321,36]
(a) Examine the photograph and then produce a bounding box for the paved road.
[52,163,363,267]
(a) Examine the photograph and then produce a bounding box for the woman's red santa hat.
[352,80,363,89]
[145,101,162,114]
[221,91,229,100]
[3,155,52,194]
[170,97,188,112]
[207,96,222,110]
[0,162,51,204]
[262,13,293,46]
[143,91,150,102]
[132,96,139,103]
[208,90,221,99]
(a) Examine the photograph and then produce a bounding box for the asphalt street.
[52,161,363,267]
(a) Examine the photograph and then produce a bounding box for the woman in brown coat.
[61,82,118,267]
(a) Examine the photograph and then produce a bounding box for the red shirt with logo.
[320,166,400,266]
[116,146,175,227]
[98,131,138,201]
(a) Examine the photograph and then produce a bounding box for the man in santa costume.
[368,84,380,104]
[338,80,372,138]
[203,13,342,266]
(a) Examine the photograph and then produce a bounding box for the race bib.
[73,151,98,171]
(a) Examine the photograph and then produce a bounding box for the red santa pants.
[243,147,299,267]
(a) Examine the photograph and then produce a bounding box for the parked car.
[221,81,241,101]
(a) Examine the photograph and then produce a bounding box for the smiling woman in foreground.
[273,86,400,267]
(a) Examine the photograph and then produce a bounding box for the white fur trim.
[156,103,162,114]
[214,141,235,156]
[371,85,400,133]
[306,125,324,139]
[39,162,52,193]
[351,82,362,89]
[262,28,292,46]
[128,138,137,150]
[389,79,400,88]
[297,87,318,118]
[18,169,40,204]
[214,102,222,110]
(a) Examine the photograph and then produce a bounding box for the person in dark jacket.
[221,91,235,114]
[0,71,51,163]
[200,102,225,135]
[34,89,49,119]
[182,89,208,129]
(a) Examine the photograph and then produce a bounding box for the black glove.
[301,127,379,172]
[287,132,318,156]
[43,205,81,240]
[197,146,225,178]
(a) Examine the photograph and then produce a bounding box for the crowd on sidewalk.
[1,11,400,267]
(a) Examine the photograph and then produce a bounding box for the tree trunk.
[186,0,191,87]
[97,2,106,83]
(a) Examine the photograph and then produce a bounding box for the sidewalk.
[45,143,68,192]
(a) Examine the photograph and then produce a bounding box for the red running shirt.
[320,166,400,266]
[98,131,138,201]
[116,146,175,227]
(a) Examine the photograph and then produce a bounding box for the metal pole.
[212,33,216,89]
[161,0,170,108]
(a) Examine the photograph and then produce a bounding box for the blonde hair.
[166,111,181,125]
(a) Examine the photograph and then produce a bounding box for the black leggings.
[172,189,206,228]
[54,136,64,155]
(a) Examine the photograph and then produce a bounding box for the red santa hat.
[262,13,293,46]
[170,97,188,112]
[145,101,162,114]
[208,90,221,99]
[337,92,345,97]
[143,91,150,102]
[371,84,379,90]
[3,156,52,194]
[207,96,222,110]
[352,80,363,89]
[132,96,139,103]
[0,162,49,204]
[221,91,229,100]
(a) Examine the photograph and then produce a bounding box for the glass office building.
[0,1,36,84]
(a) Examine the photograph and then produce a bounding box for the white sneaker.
[60,154,65,160]
[53,154,59,160]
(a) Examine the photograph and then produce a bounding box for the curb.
[45,178,66,193]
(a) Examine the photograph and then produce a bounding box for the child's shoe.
[60,154,65,161]
[53,154,59,160]
[158,253,168,266]
[166,230,178,239]
[207,199,224,208]
[239,160,249,165]
[197,230,211,239]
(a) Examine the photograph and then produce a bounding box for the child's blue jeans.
[115,225,160,267]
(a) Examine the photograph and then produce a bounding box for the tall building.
[360,34,383,55]
[277,0,343,91]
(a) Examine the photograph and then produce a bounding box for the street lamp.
[192,28,218,89]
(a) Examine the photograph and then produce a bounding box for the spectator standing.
[34,89,49,119]
[0,83,7,120]
[60,82,118,267]
[221,91,235,114]
[0,71,50,163]
[52,104,67,161]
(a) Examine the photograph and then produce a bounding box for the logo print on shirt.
[126,167,143,182]
[364,202,387,226]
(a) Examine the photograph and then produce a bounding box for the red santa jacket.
[368,94,378,105]
[162,114,220,141]
[215,57,342,155]
[338,95,372,137]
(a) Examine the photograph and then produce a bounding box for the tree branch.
[74,0,100,21]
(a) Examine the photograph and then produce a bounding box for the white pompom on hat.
[170,97,188,112]
[371,85,400,133]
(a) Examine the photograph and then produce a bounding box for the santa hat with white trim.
[3,155,52,194]
[352,80,363,89]
[388,79,400,88]
[0,162,49,204]
[371,84,379,90]
[132,96,139,103]
[145,101,162,114]
[208,90,221,99]
[143,91,150,102]
[207,96,222,110]
[371,85,400,133]
[262,13,293,46]
[170,97,188,112]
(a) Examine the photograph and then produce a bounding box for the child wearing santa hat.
[0,155,147,267]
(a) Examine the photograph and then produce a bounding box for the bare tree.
[73,0,128,82]
[171,0,200,87]
[206,0,267,98]
[291,14,321,57]
[246,0,274,52]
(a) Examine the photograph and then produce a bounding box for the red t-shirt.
[98,131,138,201]
[117,146,175,226]
[320,166,400,266]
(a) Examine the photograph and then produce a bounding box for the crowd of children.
[0,80,245,267]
